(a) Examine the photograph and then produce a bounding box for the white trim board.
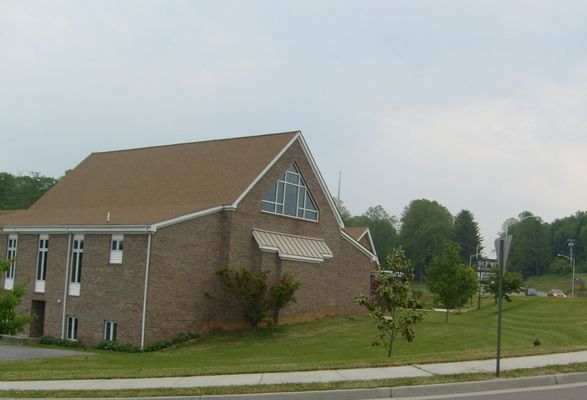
[1,225,153,234]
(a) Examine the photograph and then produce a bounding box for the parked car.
[547,289,567,297]
[525,288,538,296]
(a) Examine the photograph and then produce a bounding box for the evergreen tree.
[454,209,483,264]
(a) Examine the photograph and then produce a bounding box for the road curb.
[390,375,556,398]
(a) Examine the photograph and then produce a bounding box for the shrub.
[39,336,82,348]
[214,267,301,328]
[94,331,201,353]
[0,260,33,335]
[95,340,141,353]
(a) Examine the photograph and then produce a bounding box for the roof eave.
[1,225,154,234]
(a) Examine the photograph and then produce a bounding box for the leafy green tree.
[0,172,57,210]
[426,243,478,323]
[454,210,483,264]
[481,267,523,303]
[506,212,550,278]
[0,260,32,335]
[400,199,454,280]
[215,267,300,328]
[346,205,399,264]
[357,248,424,357]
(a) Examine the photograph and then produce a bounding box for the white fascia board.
[1,225,153,234]
[340,230,380,265]
[363,228,378,259]
[296,134,345,228]
[232,132,301,208]
[279,253,324,263]
[151,205,235,230]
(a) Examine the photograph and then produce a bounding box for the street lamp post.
[558,239,576,297]
[469,246,483,310]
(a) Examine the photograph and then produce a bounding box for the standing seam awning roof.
[252,229,333,263]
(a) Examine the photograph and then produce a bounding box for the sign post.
[495,235,512,377]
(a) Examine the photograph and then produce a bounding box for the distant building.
[0,131,377,347]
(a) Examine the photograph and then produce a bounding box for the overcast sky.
[1,1,586,254]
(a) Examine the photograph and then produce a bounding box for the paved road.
[0,344,87,361]
[385,382,587,400]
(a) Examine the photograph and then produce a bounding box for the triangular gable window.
[261,164,319,221]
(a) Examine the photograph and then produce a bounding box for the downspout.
[61,234,72,339]
[140,232,153,350]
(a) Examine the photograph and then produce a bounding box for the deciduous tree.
[426,243,478,323]
[481,267,523,303]
[506,212,550,278]
[357,248,424,357]
[400,199,454,280]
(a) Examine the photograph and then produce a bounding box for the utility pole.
[337,170,341,208]
[495,235,512,377]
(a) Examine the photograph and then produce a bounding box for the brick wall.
[3,233,148,345]
[145,212,229,342]
[223,139,375,323]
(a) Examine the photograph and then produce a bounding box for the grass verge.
[1,363,586,398]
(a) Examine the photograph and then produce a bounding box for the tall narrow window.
[261,164,319,221]
[104,320,117,341]
[69,235,84,296]
[4,234,17,290]
[109,235,124,264]
[66,316,78,341]
[35,235,49,293]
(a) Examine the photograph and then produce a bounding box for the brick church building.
[0,131,377,347]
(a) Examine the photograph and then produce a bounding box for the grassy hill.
[523,273,587,294]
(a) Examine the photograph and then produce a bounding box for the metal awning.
[252,228,333,263]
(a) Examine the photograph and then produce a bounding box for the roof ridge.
[91,130,301,156]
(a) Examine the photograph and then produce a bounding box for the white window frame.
[261,164,319,222]
[109,234,124,264]
[66,315,78,341]
[35,234,49,293]
[4,234,17,290]
[104,320,118,341]
[69,235,84,296]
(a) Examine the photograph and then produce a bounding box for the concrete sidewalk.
[0,351,586,391]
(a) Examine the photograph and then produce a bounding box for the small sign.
[494,235,512,270]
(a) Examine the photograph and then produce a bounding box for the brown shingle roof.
[0,131,299,227]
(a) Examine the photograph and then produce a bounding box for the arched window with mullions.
[261,164,319,221]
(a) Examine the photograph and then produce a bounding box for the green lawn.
[1,297,586,381]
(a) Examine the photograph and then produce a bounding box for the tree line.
[339,199,482,281]
[340,201,586,280]
[0,172,58,210]
[504,211,587,278]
